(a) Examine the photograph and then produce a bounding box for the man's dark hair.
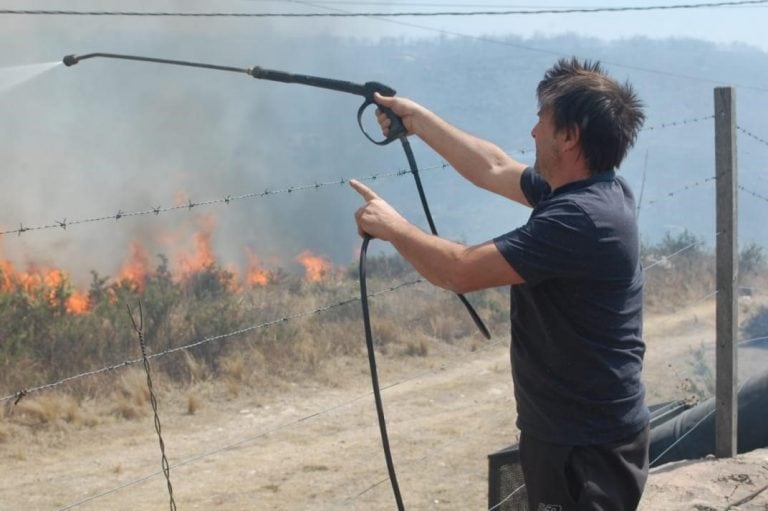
[537,58,645,173]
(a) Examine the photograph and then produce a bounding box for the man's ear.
[560,123,581,152]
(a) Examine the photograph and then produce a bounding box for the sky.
[254,0,768,51]
[3,0,768,51]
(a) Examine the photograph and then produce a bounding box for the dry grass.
[403,336,430,357]
[13,393,81,427]
[0,417,10,443]
[182,351,207,384]
[186,394,201,415]
[0,244,761,444]
[111,369,151,420]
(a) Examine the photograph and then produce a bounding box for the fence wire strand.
[740,184,768,205]
[1,1,766,17]
[0,164,446,237]
[0,113,718,240]
[737,124,768,148]
[55,327,507,511]
[0,278,424,404]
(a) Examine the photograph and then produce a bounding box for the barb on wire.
[740,184,768,204]
[2,1,767,17]
[644,175,717,208]
[128,302,177,511]
[737,125,768,148]
[13,389,27,405]
[0,279,425,404]
[0,163,446,238]
[643,115,714,131]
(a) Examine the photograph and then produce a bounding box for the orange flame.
[117,242,151,290]
[176,214,216,276]
[245,248,271,286]
[0,258,91,314]
[66,291,90,315]
[296,250,333,282]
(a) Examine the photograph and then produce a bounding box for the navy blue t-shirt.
[493,167,649,445]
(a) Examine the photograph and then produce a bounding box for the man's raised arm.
[374,93,530,207]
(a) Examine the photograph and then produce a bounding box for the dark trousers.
[519,425,650,511]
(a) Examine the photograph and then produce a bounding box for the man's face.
[531,108,562,184]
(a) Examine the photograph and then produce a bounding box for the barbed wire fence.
[0,50,765,509]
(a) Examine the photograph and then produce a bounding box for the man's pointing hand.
[351,179,408,242]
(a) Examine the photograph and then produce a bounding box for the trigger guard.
[357,101,400,146]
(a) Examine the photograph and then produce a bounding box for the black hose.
[359,235,405,511]
[400,137,491,340]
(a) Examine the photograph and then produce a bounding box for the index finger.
[349,179,379,201]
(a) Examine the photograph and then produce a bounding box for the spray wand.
[63,52,490,339]
[63,52,492,510]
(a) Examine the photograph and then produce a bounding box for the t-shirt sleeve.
[520,166,551,207]
[493,200,597,286]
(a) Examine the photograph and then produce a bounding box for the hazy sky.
[236,0,768,50]
[5,0,768,52]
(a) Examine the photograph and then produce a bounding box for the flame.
[117,242,151,290]
[0,257,91,314]
[244,248,271,286]
[296,250,333,282]
[0,259,14,290]
[176,214,217,276]
[66,291,90,315]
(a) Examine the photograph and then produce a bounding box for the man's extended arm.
[351,179,524,293]
[374,93,531,207]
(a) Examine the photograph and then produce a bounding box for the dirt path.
[3,297,768,510]
[2,341,518,510]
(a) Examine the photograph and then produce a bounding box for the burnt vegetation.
[0,232,765,435]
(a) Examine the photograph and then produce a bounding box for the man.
[351,58,649,510]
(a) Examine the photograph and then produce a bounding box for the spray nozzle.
[62,55,79,67]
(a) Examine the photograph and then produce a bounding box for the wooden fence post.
[714,86,738,458]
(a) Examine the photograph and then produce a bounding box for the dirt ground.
[2,297,767,510]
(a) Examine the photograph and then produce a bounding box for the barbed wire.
[739,334,768,346]
[643,175,717,208]
[649,407,716,467]
[643,239,705,271]
[128,302,177,511]
[55,330,508,510]
[489,483,526,511]
[737,125,768,148]
[1,1,766,17]
[740,184,768,204]
[643,115,714,131]
[0,164,446,238]
[0,278,425,404]
[0,112,720,240]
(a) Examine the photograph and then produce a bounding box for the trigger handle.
[357,81,405,146]
[357,99,405,146]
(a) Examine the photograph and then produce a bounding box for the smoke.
[0,1,407,286]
